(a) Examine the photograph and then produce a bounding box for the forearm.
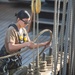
[33,43,45,48]
[8,42,29,52]
[38,43,45,47]
[34,41,49,48]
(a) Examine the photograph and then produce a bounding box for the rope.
[0,29,52,60]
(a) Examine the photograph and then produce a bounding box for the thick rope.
[0,29,52,60]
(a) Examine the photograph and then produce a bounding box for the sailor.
[0,10,49,75]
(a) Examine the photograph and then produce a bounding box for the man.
[0,10,49,75]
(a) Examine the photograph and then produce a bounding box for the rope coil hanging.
[31,0,41,14]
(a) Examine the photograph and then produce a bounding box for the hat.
[15,10,30,20]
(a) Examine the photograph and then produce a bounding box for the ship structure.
[0,0,75,75]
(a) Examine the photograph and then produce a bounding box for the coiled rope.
[0,29,52,60]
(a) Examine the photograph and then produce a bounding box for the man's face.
[21,18,30,27]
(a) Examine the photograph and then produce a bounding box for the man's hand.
[26,41,50,49]
[27,41,37,49]
[44,41,50,48]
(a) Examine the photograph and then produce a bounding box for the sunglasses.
[21,19,30,25]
